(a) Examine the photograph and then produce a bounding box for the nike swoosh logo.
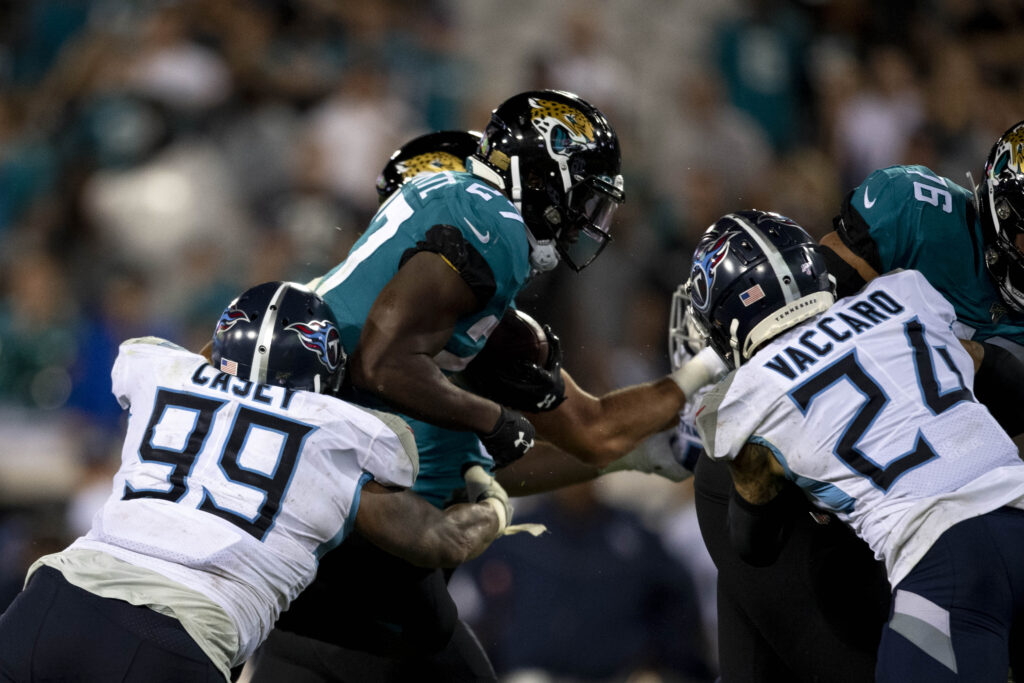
[863,186,877,209]
[464,218,490,244]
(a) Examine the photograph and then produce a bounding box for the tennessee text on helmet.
[466,90,625,273]
[375,130,482,204]
[212,281,346,394]
[686,210,836,369]
[979,120,1024,314]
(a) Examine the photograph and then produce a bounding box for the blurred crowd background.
[1,0,1022,680]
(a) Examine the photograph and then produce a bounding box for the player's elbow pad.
[727,486,795,567]
[974,342,1024,437]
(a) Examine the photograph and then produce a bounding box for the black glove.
[462,325,567,413]
[477,407,535,469]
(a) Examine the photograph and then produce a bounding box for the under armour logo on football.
[514,432,534,450]
[536,394,558,410]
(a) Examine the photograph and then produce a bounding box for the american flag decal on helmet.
[740,284,766,306]
[285,320,343,371]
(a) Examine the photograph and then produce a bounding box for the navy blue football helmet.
[978,119,1024,314]
[466,90,625,273]
[211,282,345,393]
[375,130,482,204]
[686,211,835,369]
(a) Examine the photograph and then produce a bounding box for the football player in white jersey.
[0,282,507,682]
[686,210,1024,681]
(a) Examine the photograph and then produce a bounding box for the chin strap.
[468,155,559,273]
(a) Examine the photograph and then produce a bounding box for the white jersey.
[72,337,416,664]
[696,270,1024,586]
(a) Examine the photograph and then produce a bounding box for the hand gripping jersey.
[313,171,532,505]
[696,270,1024,587]
[838,164,1024,357]
[72,338,416,666]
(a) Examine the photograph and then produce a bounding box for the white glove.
[599,432,693,483]
[670,346,728,399]
[463,466,547,537]
[464,465,511,531]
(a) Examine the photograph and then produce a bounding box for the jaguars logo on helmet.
[466,90,625,273]
[529,97,596,155]
[375,130,482,204]
[979,120,1024,314]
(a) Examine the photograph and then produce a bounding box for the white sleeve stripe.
[315,195,414,295]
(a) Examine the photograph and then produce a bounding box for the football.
[475,308,550,368]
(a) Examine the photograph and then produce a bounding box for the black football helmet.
[978,120,1024,314]
[375,130,482,204]
[686,211,835,369]
[211,282,345,394]
[466,90,625,273]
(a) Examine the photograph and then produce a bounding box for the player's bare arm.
[730,442,785,505]
[495,441,601,496]
[526,371,683,467]
[352,250,502,434]
[355,480,500,568]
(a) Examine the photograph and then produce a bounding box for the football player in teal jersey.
[690,121,1024,682]
[249,95,725,683]
[821,121,1024,363]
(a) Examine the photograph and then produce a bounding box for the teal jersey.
[841,164,1024,355]
[314,171,531,506]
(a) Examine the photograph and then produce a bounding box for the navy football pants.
[877,506,1024,682]
[0,566,222,682]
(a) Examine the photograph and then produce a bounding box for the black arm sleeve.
[974,341,1024,437]
[820,244,868,298]
[400,224,497,308]
[726,483,802,567]
[833,189,883,273]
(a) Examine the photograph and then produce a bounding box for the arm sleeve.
[727,482,802,567]
[833,189,884,274]
[974,341,1024,437]
[820,243,868,298]
[400,224,496,308]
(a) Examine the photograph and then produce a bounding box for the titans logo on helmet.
[286,320,343,371]
[690,233,734,312]
[216,309,250,333]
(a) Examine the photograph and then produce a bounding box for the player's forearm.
[351,350,500,433]
[530,377,683,467]
[496,442,600,496]
[412,503,501,567]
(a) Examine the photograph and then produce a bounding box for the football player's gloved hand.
[478,407,535,469]
[599,432,694,483]
[670,347,728,399]
[463,464,512,533]
[465,325,567,413]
